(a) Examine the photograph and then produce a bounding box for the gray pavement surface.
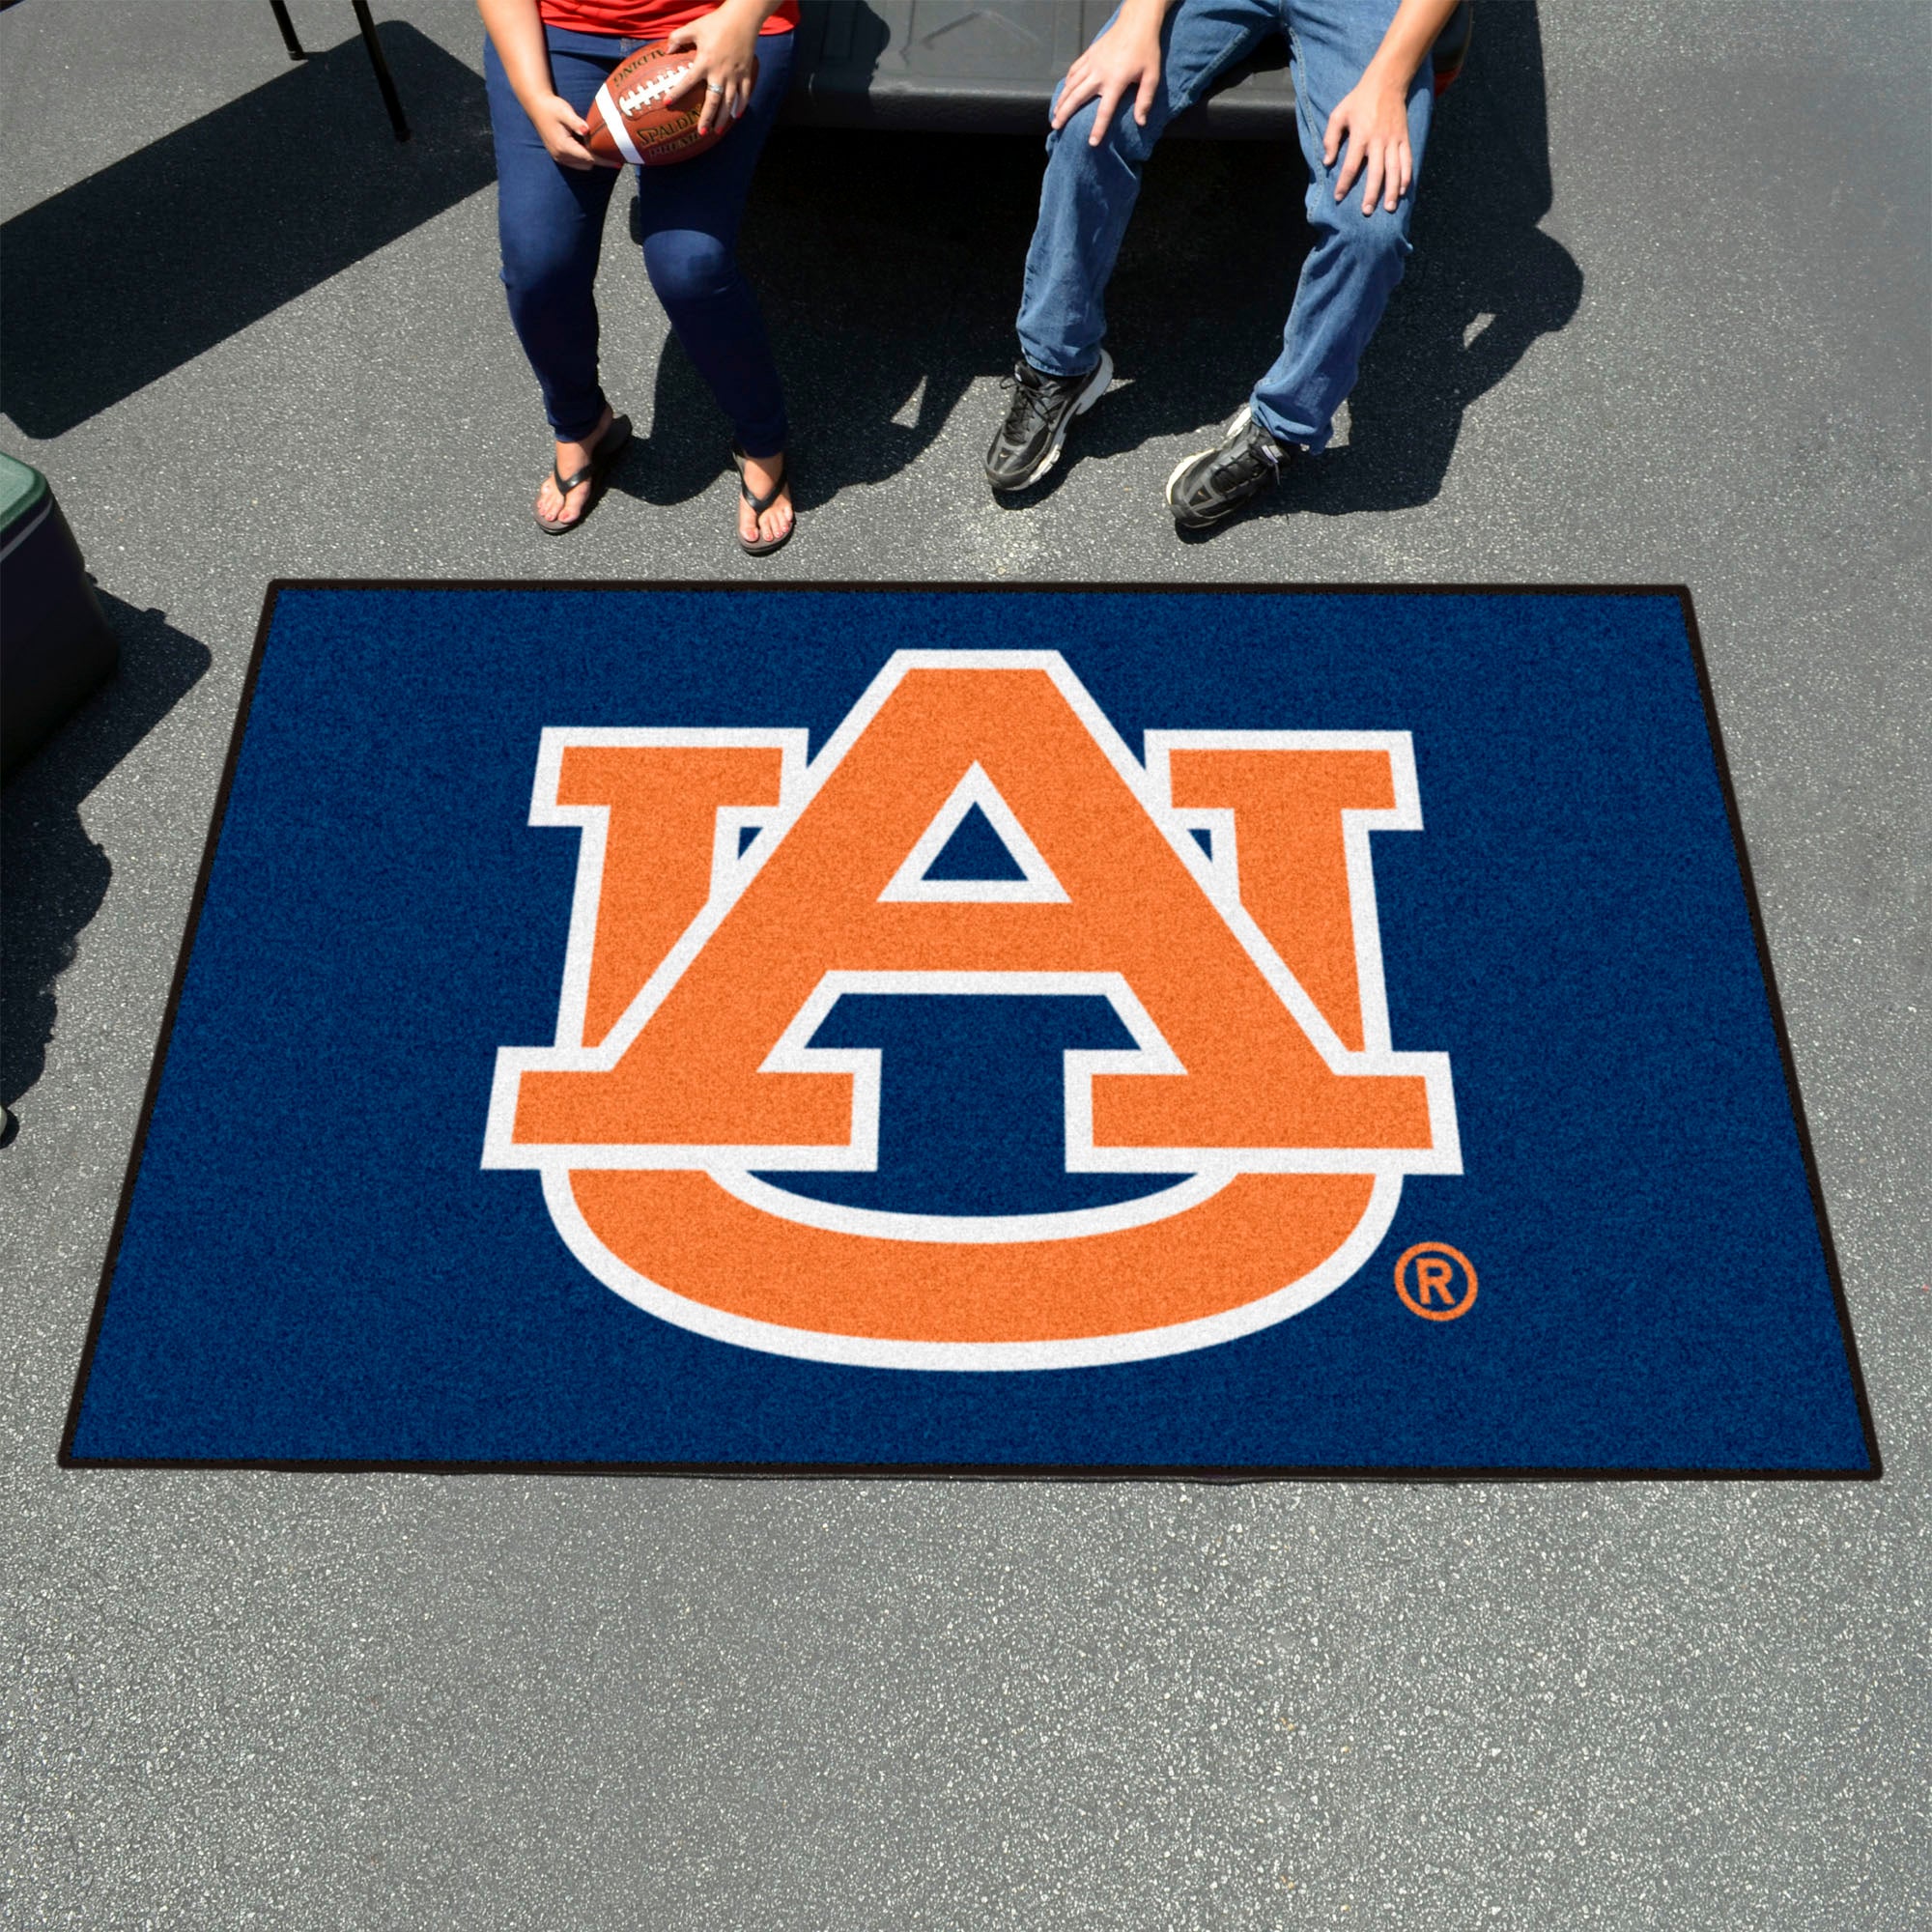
[3,2,1928,1926]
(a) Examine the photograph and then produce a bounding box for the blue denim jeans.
[1016,0,1433,450]
[484,27,793,454]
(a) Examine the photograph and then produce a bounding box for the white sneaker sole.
[1003,348,1115,490]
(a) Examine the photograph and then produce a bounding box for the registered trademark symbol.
[1394,1241,1478,1321]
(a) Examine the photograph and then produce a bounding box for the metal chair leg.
[350,0,411,142]
[269,0,307,60]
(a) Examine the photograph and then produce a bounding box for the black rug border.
[58,580,1884,1484]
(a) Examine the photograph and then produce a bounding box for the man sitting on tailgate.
[983,0,1460,531]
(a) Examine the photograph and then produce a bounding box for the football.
[582,43,753,168]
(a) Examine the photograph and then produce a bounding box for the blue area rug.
[64,585,1878,1477]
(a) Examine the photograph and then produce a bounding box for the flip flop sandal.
[534,413,632,535]
[731,442,794,557]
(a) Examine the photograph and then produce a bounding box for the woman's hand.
[1051,11,1164,147]
[667,1,765,135]
[1322,72,1415,214]
[527,89,597,169]
[478,0,599,165]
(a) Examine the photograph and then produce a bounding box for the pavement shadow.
[623,0,1576,516]
[1,596,211,1117]
[619,125,1046,511]
[0,24,496,440]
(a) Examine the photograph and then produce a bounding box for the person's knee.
[1046,97,1154,173]
[1321,197,1413,284]
[643,229,734,308]
[499,229,590,308]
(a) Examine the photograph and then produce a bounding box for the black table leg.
[350,0,411,142]
[269,0,307,60]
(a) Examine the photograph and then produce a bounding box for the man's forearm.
[1113,0,1183,40]
[1362,0,1462,93]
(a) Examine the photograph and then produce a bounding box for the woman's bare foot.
[737,449,793,551]
[535,405,614,530]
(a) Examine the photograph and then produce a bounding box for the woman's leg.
[485,34,622,520]
[633,33,794,542]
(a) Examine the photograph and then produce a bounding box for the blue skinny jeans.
[484,26,792,455]
[1017,0,1433,451]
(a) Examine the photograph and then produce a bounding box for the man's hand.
[667,1,765,134]
[1320,0,1458,214]
[529,90,597,169]
[1051,13,1165,147]
[1322,74,1415,214]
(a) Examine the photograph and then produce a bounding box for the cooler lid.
[0,451,48,536]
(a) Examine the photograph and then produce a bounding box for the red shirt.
[539,0,799,37]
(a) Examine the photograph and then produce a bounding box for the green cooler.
[1,453,117,777]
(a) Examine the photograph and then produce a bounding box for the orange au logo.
[483,653,1460,1370]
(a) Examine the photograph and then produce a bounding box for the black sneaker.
[1164,405,1293,529]
[983,349,1114,493]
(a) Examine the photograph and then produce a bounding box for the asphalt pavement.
[3,2,1927,1926]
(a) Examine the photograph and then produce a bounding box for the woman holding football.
[479,0,799,553]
